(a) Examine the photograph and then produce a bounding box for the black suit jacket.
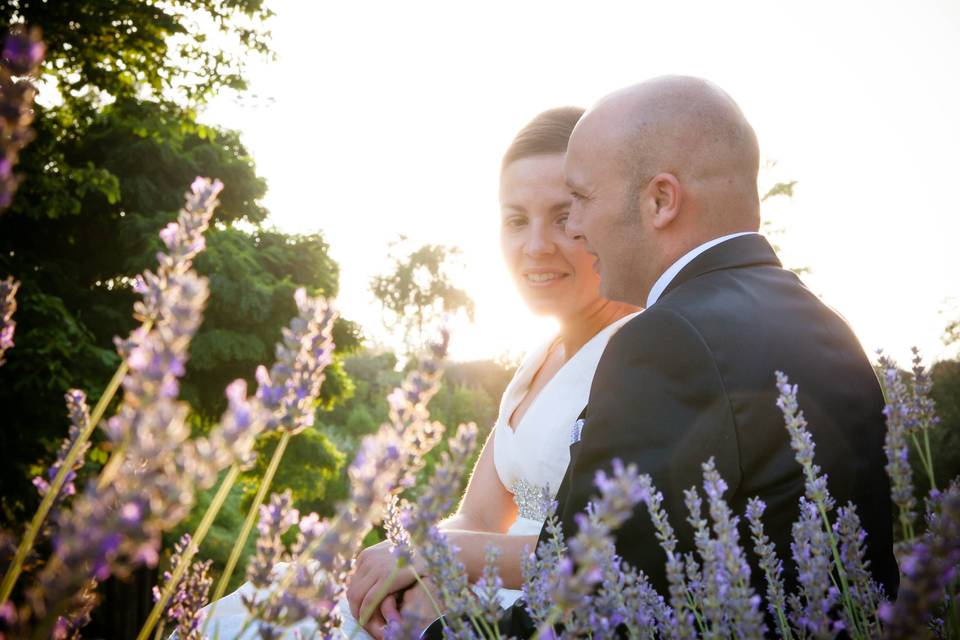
[426,234,898,638]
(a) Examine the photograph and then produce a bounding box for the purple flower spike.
[155,534,213,640]
[0,276,18,365]
[1,27,45,76]
[746,497,792,637]
[241,332,452,636]
[35,179,222,613]
[254,289,338,436]
[878,353,919,542]
[775,372,835,517]
[33,389,91,507]
[880,484,960,639]
[522,460,674,638]
[0,27,43,213]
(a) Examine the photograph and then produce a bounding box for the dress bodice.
[493,313,640,527]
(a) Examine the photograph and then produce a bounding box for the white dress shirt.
[645,232,759,308]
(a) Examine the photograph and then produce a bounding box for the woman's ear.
[649,173,681,230]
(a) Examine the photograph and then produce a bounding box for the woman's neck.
[557,300,639,362]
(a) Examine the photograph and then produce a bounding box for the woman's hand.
[346,540,418,632]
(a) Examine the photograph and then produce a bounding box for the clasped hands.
[346,540,439,639]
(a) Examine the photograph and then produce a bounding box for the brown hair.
[501,106,585,172]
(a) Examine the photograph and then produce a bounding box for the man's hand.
[346,541,418,634]
[399,581,441,623]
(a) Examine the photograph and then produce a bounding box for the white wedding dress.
[197,313,638,639]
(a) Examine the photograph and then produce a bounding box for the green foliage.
[761,180,797,202]
[165,472,254,594]
[924,360,960,496]
[0,0,272,109]
[240,429,346,517]
[182,226,361,420]
[409,383,498,502]
[370,241,475,355]
[0,3,361,534]
[0,287,116,522]
[316,349,516,515]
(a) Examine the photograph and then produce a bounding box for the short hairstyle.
[501,106,585,172]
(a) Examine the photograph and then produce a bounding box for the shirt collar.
[645,232,758,308]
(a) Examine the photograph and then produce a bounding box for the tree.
[370,240,475,357]
[0,4,365,635]
[0,3,359,534]
[0,1,272,109]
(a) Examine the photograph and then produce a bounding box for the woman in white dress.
[198,107,640,639]
[343,107,640,639]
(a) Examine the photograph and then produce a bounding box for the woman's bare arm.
[439,425,517,533]
[432,425,538,588]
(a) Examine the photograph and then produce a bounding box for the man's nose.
[565,206,585,241]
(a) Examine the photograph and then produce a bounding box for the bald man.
[425,76,898,637]
[564,75,896,622]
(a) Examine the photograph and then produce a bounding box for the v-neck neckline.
[504,328,602,436]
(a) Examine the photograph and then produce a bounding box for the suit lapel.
[659,233,782,302]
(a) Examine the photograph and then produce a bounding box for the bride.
[198,107,640,638]
[343,107,640,638]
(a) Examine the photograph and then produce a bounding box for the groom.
[429,76,898,637]
[549,74,900,593]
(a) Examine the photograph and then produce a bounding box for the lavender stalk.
[206,291,337,612]
[0,26,44,212]
[239,333,450,637]
[0,276,18,366]
[0,177,222,609]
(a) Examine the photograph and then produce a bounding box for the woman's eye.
[555,213,569,227]
[503,216,526,229]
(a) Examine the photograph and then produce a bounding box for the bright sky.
[203,0,960,366]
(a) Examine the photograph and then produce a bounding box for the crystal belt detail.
[511,478,551,521]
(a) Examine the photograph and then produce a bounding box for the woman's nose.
[524,224,556,257]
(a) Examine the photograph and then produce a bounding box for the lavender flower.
[878,353,919,541]
[241,334,452,636]
[254,289,337,436]
[522,461,671,638]
[880,484,960,639]
[246,492,300,591]
[834,504,884,636]
[199,378,268,478]
[637,473,698,640]
[473,546,506,625]
[154,534,213,640]
[383,494,414,566]
[775,371,834,515]
[0,27,43,212]
[597,560,669,640]
[0,276,18,365]
[789,498,840,637]
[34,179,221,617]
[32,390,91,508]
[398,422,480,634]
[746,497,791,638]
[241,492,301,636]
[521,499,566,627]
[701,458,765,638]
[1,27,45,77]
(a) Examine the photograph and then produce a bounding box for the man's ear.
[649,173,681,230]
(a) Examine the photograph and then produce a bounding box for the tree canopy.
[0,2,358,532]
